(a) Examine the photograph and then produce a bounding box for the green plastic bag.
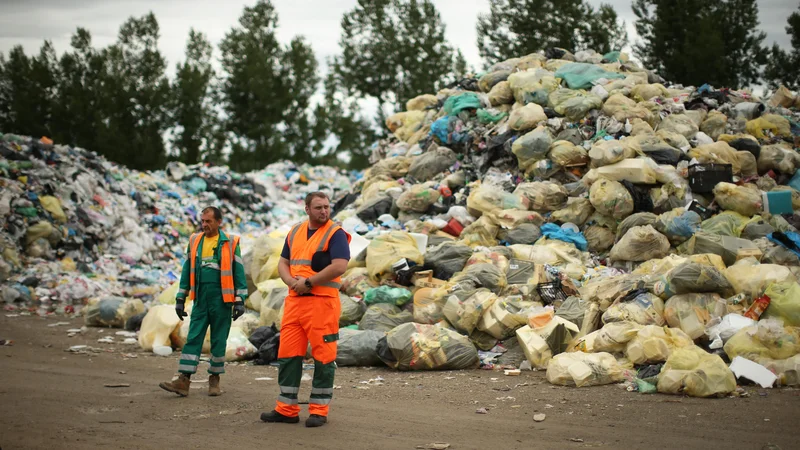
[444,92,482,116]
[554,63,625,90]
[477,108,508,124]
[364,286,413,307]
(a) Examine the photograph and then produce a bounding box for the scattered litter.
[533,413,546,422]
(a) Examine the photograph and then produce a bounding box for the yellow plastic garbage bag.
[659,114,698,138]
[746,114,791,139]
[459,216,500,248]
[625,325,694,365]
[758,144,800,174]
[259,280,288,328]
[406,94,438,111]
[763,282,800,327]
[225,327,257,362]
[516,317,579,369]
[341,267,377,297]
[514,181,568,212]
[546,352,630,387]
[724,319,800,361]
[589,178,633,220]
[688,142,742,174]
[724,260,795,299]
[511,126,553,171]
[713,182,762,217]
[657,345,736,397]
[572,321,642,353]
[551,197,594,226]
[85,297,145,328]
[366,232,424,281]
[700,111,728,141]
[478,297,540,340]
[589,139,633,167]
[249,234,284,286]
[602,93,654,124]
[379,322,479,371]
[602,293,666,326]
[443,289,498,335]
[663,293,726,340]
[488,81,514,106]
[548,140,588,167]
[485,209,545,229]
[508,103,547,131]
[39,195,66,223]
[396,185,441,213]
[176,302,211,352]
[610,225,670,262]
[385,110,426,142]
[631,83,668,101]
[467,185,528,216]
[138,305,182,351]
[158,281,180,305]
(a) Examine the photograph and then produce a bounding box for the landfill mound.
[0,134,351,316]
[6,47,800,397]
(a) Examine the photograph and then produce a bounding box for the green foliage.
[633,0,766,88]
[764,3,800,90]
[476,0,628,66]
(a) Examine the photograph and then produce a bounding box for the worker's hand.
[175,302,188,321]
[232,301,245,321]
[292,277,310,295]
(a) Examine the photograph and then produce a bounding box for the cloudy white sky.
[0,0,796,77]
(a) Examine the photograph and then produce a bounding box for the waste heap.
[227,49,800,396]
[0,133,351,323]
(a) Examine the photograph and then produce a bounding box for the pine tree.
[633,0,766,88]
[476,0,628,66]
[279,36,322,165]
[0,43,58,138]
[765,3,800,90]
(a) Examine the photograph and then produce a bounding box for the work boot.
[159,373,191,397]
[208,374,221,396]
[260,410,300,424]
[305,414,328,428]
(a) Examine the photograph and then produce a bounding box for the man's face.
[306,197,330,225]
[201,210,221,236]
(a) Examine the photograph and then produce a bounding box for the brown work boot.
[208,374,221,396]
[159,373,191,397]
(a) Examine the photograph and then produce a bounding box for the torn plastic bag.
[511,126,552,171]
[85,297,145,328]
[459,215,500,248]
[516,317,579,369]
[705,314,756,344]
[589,179,633,220]
[700,211,751,237]
[340,294,367,327]
[366,232,424,281]
[413,287,447,324]
[377,323,479,370]
[584,225,615,252]
[443,288,498,335]
[625,325,694,365]
[484,209,544,229]
[572,321,642,353]
[609,225,670,262]
[713,182,762,217]
[579,274,647,311]
[760,355,800,386]
[514,181,568,212]
[407,145,458,182]
[663,293,726,340]
[498,223,541,245]
[225,327,258,362]
[546,352,630,387]
[654,208,701,245]
[657,345,736,397]
[651,262,733,300]
[337,328,385,366]
[681,231,760,266]
[602,291,666,326]
[359,303,413,332]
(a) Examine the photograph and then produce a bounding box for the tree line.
[0,0,797,172]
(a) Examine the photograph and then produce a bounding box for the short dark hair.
[201,206,222,221]
[305,192,330,207]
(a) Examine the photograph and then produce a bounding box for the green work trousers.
[178,271,233,375]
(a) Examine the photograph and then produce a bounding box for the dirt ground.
[0,314,797,450]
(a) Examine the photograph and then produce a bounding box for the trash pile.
[0,133,352,321]
[8,47,800,399]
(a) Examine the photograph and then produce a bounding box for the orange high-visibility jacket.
[287,220,351,297]
[187,232,241,303]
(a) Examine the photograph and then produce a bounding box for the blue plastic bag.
[541,223,588,251]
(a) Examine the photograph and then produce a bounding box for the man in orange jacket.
[261,192,350,428]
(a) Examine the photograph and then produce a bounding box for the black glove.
[232,301,245,321]
[175,301,188,321]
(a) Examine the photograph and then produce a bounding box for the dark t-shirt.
[280,228,350,261]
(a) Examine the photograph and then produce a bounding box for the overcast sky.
[0,0,796,77]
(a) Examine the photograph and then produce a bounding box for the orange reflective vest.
[287,220,351,298]
[187,232,240,303]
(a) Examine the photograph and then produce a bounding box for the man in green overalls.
[159,207,247,397]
